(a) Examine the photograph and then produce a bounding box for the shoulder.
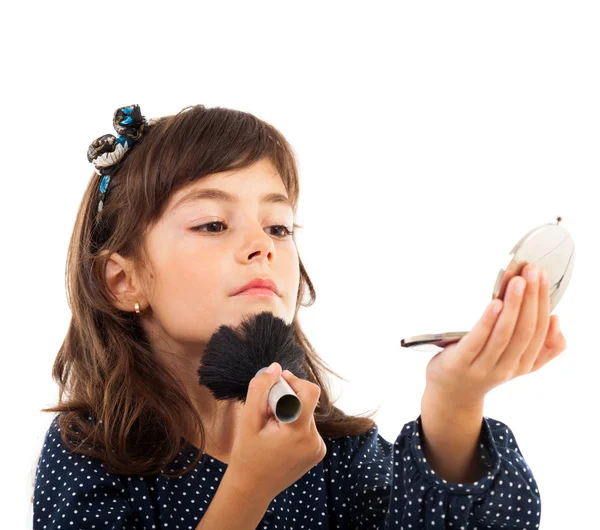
[35,411,132,495]
[34,414,135,530]
[322,424,392,467]
[37,412,118,478]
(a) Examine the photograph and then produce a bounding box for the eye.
[192,221,294,238]
[270,225,294,238]
[193,221,227,234]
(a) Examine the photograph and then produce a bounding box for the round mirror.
[401,217,575,353]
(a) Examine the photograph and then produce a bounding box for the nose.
[238,223,276,264]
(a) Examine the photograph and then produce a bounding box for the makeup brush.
[197,311,308,423]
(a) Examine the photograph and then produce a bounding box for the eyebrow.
[172,187,294,211]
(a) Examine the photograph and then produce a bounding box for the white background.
[2,2,598,528]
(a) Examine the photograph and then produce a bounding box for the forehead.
[167,158,291,213]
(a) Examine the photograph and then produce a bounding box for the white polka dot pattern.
[33,414,541,529]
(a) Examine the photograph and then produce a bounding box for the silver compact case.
[401,217,575,353]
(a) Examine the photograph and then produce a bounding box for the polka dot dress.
[33,413,540,529]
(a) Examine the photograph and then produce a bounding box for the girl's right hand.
[227,362,327,503]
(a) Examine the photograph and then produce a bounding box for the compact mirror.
[401,217,575,353]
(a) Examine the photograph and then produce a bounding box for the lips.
[233,277,279,296]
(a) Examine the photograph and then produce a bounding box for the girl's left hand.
[424,263,567,405]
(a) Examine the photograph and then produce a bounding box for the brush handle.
[255,367,302,423]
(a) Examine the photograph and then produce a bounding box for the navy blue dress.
[33,413,541,529]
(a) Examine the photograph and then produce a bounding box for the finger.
[496,264,539,371]
[281,369,320,429]
[470,276,524,368]
[459,297,504,366]
[530,316,566,372]
[531,345,566,373]
[245,362,282,432]
[518,267,551,373]
[546,315,566,350]
[495,260,529,301]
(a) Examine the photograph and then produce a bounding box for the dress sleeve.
[33,415,136,530]
[340,415,541,529]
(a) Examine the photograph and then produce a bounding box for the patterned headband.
[87,104,154,217]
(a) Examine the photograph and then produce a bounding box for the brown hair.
[40,104,378,479]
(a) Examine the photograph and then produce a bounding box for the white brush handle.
[255,367,302,423]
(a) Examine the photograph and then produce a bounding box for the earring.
[135,302,141,314]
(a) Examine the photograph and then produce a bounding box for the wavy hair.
[39,104,378,479]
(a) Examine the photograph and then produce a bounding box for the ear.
[101,251,148,312]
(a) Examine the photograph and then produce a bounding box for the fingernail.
[490,300,502,315]
[526,266,538,282]
[266,362,279,374]
[514,278,526,294]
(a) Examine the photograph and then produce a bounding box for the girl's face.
[140,157,300,350]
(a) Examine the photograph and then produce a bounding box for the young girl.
[33,104,565,529]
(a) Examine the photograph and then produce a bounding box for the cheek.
[150,252,227,343]
[281,245,301,321]
[160,246,221,299]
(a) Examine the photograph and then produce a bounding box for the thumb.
[245,362,282,431]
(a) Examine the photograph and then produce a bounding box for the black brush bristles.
[197,311,307,403]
